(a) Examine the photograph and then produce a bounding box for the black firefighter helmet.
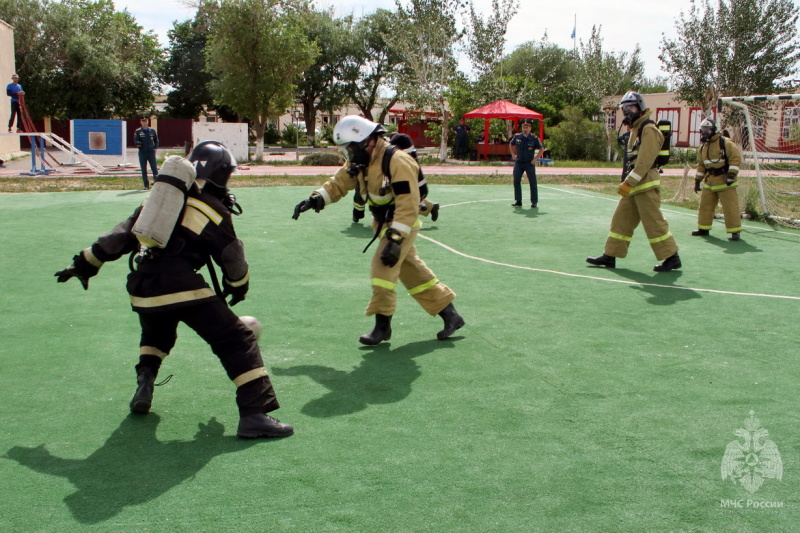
[189,140,237,191]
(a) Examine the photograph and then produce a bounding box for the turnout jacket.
[623,112,664,196]
[82,187,249,313]
[696,133,743,185]
[314,137,421,237]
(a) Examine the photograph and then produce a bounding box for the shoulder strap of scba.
[634,119,671,168]
[381,142,426,186]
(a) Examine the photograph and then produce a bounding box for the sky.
[113,0,799,81]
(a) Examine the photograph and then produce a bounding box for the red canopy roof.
[463,100,543,120]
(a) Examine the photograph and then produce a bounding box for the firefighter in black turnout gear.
[55,141,293,439]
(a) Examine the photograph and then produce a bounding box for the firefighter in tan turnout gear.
[293,115,464,345]
[586,91,681,272]
[692,118,743,241]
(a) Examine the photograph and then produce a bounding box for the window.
[604,109,616,130]
[781,105,800,139]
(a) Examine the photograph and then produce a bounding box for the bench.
[537,158,553,167]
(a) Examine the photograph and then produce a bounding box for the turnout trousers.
[367,222,455,317]
[136,298,279,415]
[697,184,741,233]
[604,188,678,261]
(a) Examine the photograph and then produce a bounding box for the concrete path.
[1,147,793,179]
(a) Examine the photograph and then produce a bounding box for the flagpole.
[572,14,576,53]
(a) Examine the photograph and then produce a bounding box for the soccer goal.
[718,94,800,228]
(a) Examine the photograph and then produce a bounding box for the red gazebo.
[463,100,545,160]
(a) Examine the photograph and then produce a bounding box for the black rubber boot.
[130,367,156,414]
[237,413,294,438]
[430,203,440,222]
[437,303,465,340]
[691,229,710,236]
[729,232,741,241]
[586,254,616,268]
[654,253,682,272]
[359,314,392,345]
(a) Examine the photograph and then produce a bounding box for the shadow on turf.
[607,268,702,305]
[699,234,762,255]
[273,338,456,417]
[340,222,374,239]
[4,413,259,524]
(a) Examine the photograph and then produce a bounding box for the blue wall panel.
[72,120,125,155]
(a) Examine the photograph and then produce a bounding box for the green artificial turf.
[1,185,799,532]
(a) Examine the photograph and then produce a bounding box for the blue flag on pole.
[571,26,576,39]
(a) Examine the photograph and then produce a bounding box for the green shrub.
[670,147,697,165]
[546,106,607,160]
[301,151,344,166]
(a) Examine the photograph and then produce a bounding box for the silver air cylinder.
[132,156,197,249]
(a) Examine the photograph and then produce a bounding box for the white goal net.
[718,94,800,228]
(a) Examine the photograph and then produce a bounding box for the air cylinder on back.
[132,155,197,249]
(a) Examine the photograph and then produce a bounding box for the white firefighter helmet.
[333,115,387,146]
[619,91,646,112]
[699,117,717,141]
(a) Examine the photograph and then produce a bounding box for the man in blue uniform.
[7,73,23,133]
[509,119,543,208]
[133,116,159,190]
[451,117,471,160]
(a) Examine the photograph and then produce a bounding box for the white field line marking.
[418,233,800,300]
[438,185,800,238]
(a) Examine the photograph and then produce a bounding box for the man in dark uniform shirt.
[133,117,159,190]
[451,117,471,160]
[509,120,543,208]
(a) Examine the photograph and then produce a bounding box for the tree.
[163,2,217,119]
[0,0,163,119]
[205,0,318,160]
[295,8,350,145]
[391,0,464,160]
[339,9,405,123]
[546,105,607,160]
[492,38,579,124]
[660,0,800,112]
[463,0,519,80]
[575,26,644,114]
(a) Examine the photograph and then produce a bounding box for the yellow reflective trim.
[698,224,713,230]
[631,180,660,193]
[182,206,209,235]
[186,198,223,225]
[226,271,250,288]
[233,367,268,387]
[648,231,673,244]
[609,232,632,242]
[140,346,167,359]
[707,182,737,191]
[372,278,397,291]
[408,278,438,295]
[82,247,104,268]
[130,288,216,308]
[726,227,742,233]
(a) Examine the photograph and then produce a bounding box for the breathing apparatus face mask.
[340,138,372,167]
[621,104,640,125]
[699,127,715,142]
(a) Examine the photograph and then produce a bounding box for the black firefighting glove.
[222,279,248,307]
[346,163,366,176]
[54,251,99,290]
[292,193,324,220]
[380,228,404,268]
[726,173,736,186]
[694,179,702,193]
